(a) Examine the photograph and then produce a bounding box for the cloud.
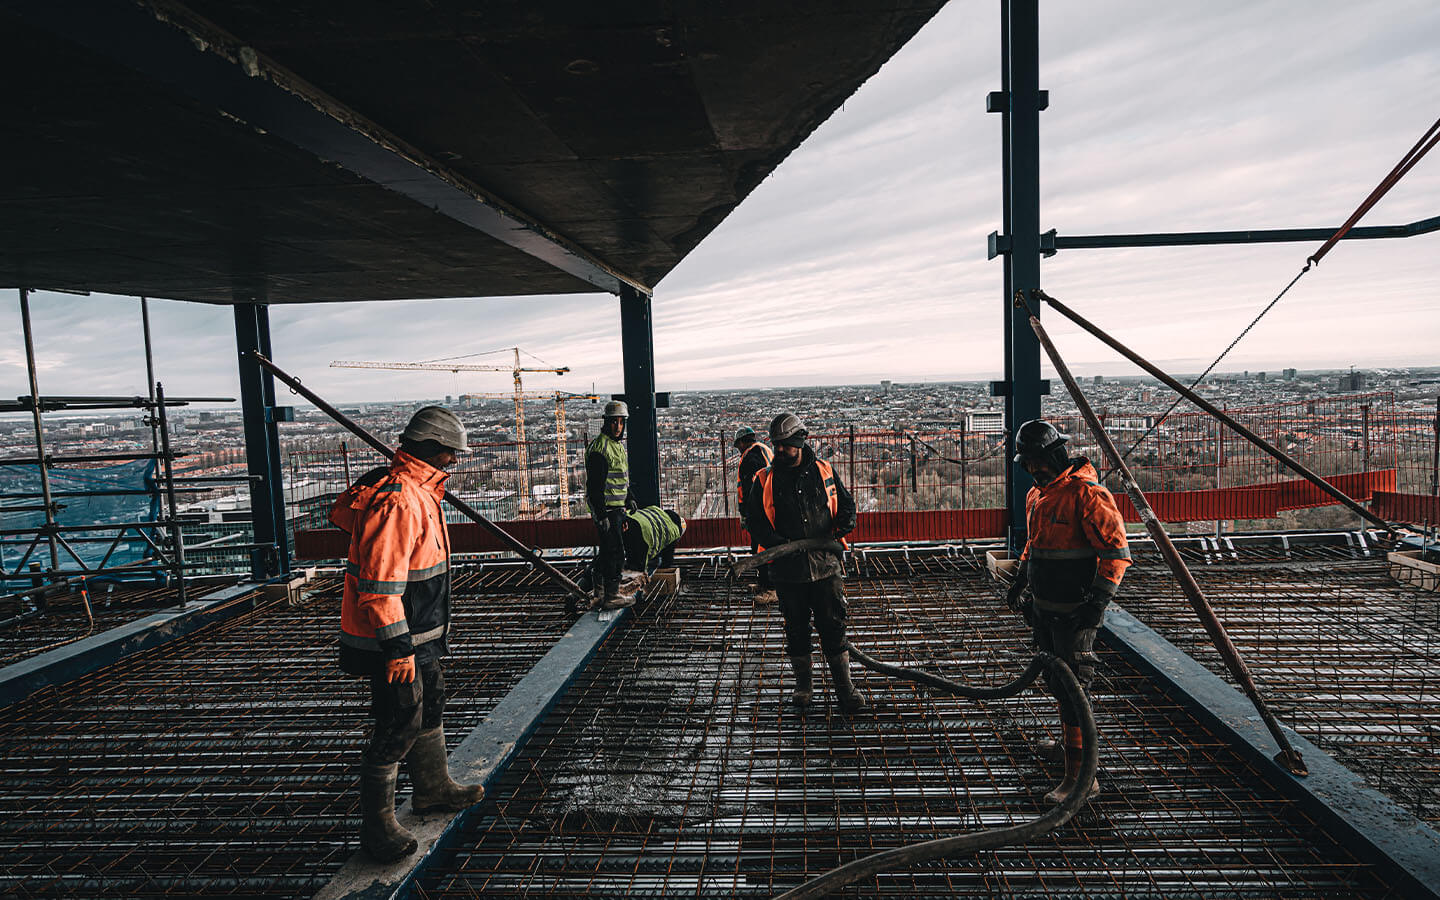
[1,0,1436,408]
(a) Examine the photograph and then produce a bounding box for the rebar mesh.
[414,558,1398,898]
[0,567,578,897]
[1120,538,1440,825]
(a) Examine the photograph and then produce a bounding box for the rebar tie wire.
[1113,112,1440,467]
[728,538,1099,900]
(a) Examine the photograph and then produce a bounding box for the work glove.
[625,497,638,512]
[1071,626,1099,684]
[1004,568,1030,612]
[1072,579,1118,629]
[386,654,416,684]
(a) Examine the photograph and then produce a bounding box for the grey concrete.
[315,605,630,900]
[0,580,265,708]
[1104,604,1440,900]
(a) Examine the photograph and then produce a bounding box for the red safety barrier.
[1233,469,1395,510]
[1372,491,1440,526]
[294,509,1008,560]
[1113,487,1280,523]
[292,472,1397,560]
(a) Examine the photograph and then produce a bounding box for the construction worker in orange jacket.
[1006,419,1131,805]
[744,413,866,716]
[330,406,484,862]
[733,425,775,603]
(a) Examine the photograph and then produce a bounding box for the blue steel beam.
[2,0,645,298]
[620,285,661,509]
[992,0,1045,553]
[234,304,285,580]
[315,607,632,900]
[1051,213,1440,251]
[0,581,267,709]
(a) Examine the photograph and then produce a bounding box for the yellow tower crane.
[458,391,599,518]
[330,349,569,514]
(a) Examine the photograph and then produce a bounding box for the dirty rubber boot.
[600,580,633,610]
[789,655,814,709]
[827,650,869,715]
[1043,725,1099,805]
[359,762,418,862]
[407,727,485,814]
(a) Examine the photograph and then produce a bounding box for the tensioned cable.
[1111,112,1440,468]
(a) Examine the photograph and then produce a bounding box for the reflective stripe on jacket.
[586,433,629,514]
[330,450,452,675]
[1020,458,1131,605]
[736,442,774,506]
[625,505,682,566]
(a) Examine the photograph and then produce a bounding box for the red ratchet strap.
[1309,113,1440,266]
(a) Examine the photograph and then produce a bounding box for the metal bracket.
[989,380,1051,397]
[265,406,295,423]
[984,89,1049,113]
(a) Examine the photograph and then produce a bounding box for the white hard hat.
[401,406,468,452]
[604,400,629,418]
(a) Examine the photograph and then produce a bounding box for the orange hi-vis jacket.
[736,441,773,506]
[330,450,452,675]
[754,458,844,552]
[1020,458,1131,612]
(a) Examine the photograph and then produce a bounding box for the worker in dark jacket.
[586,400,636,609]
[744,412,866,715]
[1005,419,1130,805]
[622,505,686,573]
[329,406,484,862]
[734,425,776,603]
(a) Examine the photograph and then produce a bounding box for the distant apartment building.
[966,410,1005,434]
[1338,371,1368,392]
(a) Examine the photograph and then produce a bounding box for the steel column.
[17,289,59,573]
[620,284,660,509]
[233,303,285,579]
[996,0,1044,552]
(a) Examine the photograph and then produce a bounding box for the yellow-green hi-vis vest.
[588,433,629,515]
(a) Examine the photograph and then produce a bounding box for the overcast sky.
[4,0,1437,410]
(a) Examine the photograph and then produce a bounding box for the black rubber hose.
[773,654,1098,900]
[735,539,1100,899]
[730,537,844,578]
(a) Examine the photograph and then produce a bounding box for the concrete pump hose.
[730,537,845,578]
[739,536,1100,899]
[772,654,1099,899]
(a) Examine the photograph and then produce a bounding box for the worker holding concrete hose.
[587,400,638,609]
[330,406,485,862]
[744,412,867,715]
[734,425,777,604]
[1006,419,1130,804]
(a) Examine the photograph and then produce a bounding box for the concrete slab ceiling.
[1,0,946,304]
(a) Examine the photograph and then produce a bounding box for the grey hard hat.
[1012,419,1068,465]
[769,412,807,445]
[402,406,468,452]
[604,400,629,418]
[733,425,756,447]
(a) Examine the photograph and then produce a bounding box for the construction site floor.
[0,546,1429,897]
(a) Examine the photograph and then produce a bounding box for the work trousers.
[593,508,626,585]
[1033,611,1094,727]
[363,659,447,765]
[749,536,772,590]
[776,576,848,658]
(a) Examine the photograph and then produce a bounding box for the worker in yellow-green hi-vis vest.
[586,400,636,609]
